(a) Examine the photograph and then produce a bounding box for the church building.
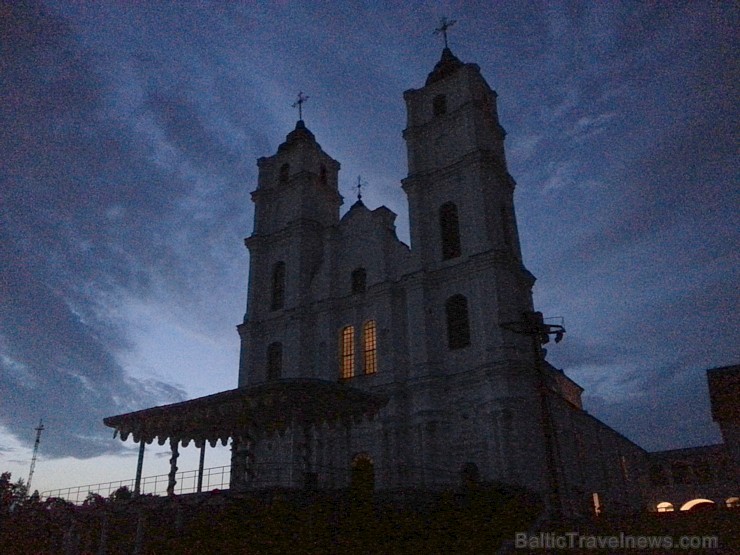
[105,46,649,517]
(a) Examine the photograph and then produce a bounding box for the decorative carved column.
[232,433,257,490]
[134,441,145,496]
[166,439,179,496]
[302,423,316,489]
[244,433,256,488]
[196,443,206,493]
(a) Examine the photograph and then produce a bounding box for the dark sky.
[1,1,738,490]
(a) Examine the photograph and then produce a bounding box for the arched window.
[439,202,461,260]
[433,94,447,116]
[362,320,377,374]
[266,342,282,381]
[279,163,289,185]
[446,294,470,349]
[351,268,367,294]
[340,325,355,379]
[319,164,328,186]
[271,262,285,310]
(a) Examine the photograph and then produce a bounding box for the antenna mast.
[27,419,44,493]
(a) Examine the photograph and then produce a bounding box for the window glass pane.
[340,326,355,379]
[363,320,377,374]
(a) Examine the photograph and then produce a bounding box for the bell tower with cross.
[402,20,519,267]
[239,93,342,385]
[400,21,537,380]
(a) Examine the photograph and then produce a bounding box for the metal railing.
[40,465,231,504]
[40,462,462,505]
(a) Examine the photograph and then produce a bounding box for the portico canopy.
[104,378,388,447]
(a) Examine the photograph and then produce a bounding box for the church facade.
[232,48,648,516]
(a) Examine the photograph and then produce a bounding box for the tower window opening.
[362,320,377,375]
[271,262,285,310]
[340,325,355,379]
[266,342,282,381]
[351,268,367,293]
[446,294,470,349]
[279,163,290,185]
[320,164,328,186]
[439,202,461,260]
[433,94,447,116]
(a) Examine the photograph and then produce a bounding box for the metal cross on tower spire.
[434,17,457,48]
[356,175,366,202]
[292,91,309,121]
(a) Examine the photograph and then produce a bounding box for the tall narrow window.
[266,342,282,381]
[351,268,367,294]
[362,320,377,374]
[319,164,328,186]
[433,94,447,116]
[271,262,285,310]
[439,202,461,260]
[446,294,470,349]
[279,163,289,185]
[340,325,355,379]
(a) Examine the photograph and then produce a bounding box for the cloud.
[0,2,228,458]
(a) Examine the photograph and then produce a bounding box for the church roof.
[103,378,388,447]
[277,119,318,152]
[426,47,465,85]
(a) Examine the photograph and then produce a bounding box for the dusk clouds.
[1,1,737,490]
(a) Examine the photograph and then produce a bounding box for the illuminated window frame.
[340,325,355,379]
[362,320,377,375]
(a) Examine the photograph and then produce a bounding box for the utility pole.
[27,419,44,494]
[501,312,566,520]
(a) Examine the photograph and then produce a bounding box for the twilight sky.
[1,1,738,494]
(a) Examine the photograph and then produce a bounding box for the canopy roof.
[104,379,388,448]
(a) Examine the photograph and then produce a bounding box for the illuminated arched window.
[266,342,282,381]
[351,268,367,294]
[656,501,674,513]
[439,202,461,260]
[362,320,377,375]
[340,325,355,379]
[446,294,470,350]
[279,163,289,184]
[271,262,285,310]
[433,94,447,116]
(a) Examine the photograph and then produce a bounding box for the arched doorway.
[351,453,375,497]
[680,498,715,511]
[656,501,674,512]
